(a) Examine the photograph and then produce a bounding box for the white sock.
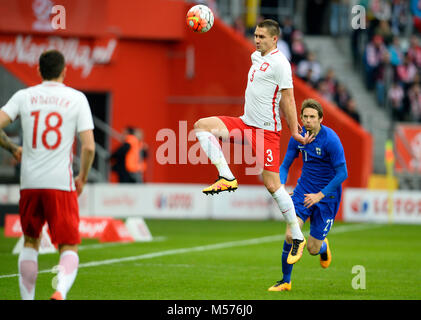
[56,250,79,300]
[272,186,304,240]
[195,131,235,180]
[18,247,38,300]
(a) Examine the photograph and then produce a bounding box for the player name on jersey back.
[30,95,71,108]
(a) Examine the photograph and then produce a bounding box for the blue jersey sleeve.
[321,163,348,196]
[320,130,347,195]
[279,137,299,184]
[326,131,346,168]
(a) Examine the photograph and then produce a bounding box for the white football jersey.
[240,48,293,131]
[2,81,94,191]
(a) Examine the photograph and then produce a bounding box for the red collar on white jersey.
[42,81,65,87]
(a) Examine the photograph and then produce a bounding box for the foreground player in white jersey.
[194,20,314,265]
[0,50,95,300]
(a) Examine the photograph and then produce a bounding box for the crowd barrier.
[0,183,284,221]
[344,188,421,224]
[2,184,420,224]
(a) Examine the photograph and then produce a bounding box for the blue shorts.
[292,194,340,241]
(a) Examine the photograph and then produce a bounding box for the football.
[186,5,214,33]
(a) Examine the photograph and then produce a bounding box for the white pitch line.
[0,223,382,279]
[77,236,167,251]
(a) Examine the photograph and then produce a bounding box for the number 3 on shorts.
[266,149,273,163]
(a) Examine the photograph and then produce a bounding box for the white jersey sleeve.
[2,89,26,121]
[277,56,293,89]
[76,93,94,133]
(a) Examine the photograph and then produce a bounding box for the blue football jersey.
[287,125,346,202]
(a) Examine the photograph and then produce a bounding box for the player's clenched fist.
[12,146,22,162]
[74,176,87,196]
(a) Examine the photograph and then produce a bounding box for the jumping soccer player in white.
[194,19,314,265]
[0,50,95,300]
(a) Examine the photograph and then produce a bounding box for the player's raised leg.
[194,117,237,195]
[18,237,40,300]
[262,170,306,264]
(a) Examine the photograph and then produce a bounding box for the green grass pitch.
[0,219,420,300]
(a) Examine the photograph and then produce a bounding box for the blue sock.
[318,241,327,255]
[281,241,293,283]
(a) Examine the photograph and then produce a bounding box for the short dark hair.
[257,19,280,37]
[39,50,65,80]
[301,99,324,118]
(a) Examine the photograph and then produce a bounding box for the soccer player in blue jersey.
[268,99,348,291]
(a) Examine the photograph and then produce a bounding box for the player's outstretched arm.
[75,129,95,196]
[280,89,314,145]
[0,110,21,161]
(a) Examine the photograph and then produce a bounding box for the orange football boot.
[287,238,306,264]
[320,238,332,269]
[50,291,64,300]
[268,280,291,292]
[202,176,238,195]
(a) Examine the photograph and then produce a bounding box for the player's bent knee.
[194,119,206,131]
[262,172,281,194]
[308,248,319,256]
[265,184,278,194]
[307,244,321,255]
[194,118,217,132]
[264,180,280,194]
